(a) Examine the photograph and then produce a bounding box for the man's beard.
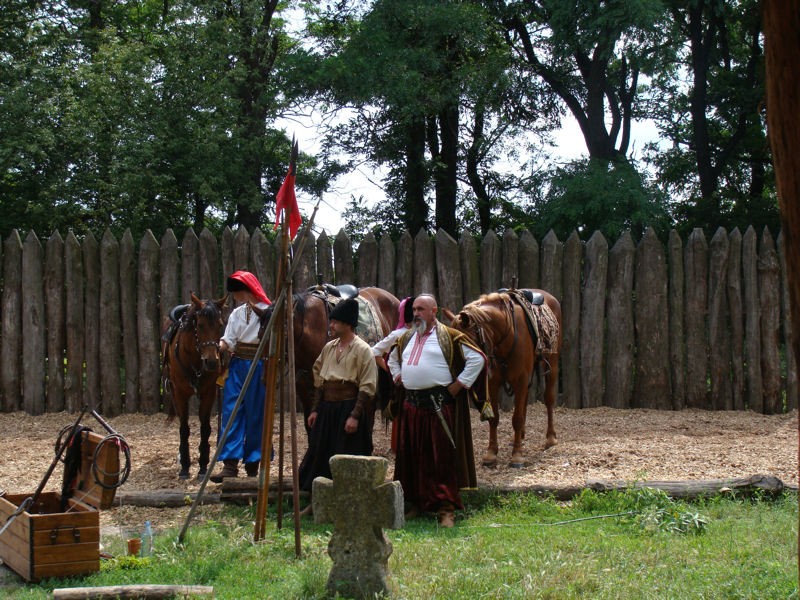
[411,318,428,337]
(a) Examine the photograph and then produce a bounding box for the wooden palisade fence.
[0,224,795,416]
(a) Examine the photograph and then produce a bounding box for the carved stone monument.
[313,455,404,599]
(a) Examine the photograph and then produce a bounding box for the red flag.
[274,138,301,239]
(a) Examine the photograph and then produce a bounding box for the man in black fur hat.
[298,297,378,513]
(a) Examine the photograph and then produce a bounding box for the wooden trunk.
[0,430,119,582]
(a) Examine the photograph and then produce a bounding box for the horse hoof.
[482,456,498,468]
[510,455,525,468]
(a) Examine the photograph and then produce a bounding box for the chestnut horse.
[259,286,399,427]
[162,293,227,479]
[447,289,562,468]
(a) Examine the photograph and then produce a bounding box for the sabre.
[430,393,456,449]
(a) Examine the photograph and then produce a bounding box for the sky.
[276,114,661,236]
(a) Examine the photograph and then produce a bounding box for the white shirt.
[371,327,407,357]
[388,323,485,390]
[221,302,268,350]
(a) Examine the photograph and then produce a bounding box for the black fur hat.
[330,298,359,328]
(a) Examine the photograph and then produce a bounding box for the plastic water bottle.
[140,521,154,557]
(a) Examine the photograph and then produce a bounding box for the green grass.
[3,490,796,599]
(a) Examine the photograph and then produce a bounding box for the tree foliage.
[0,0,779,242]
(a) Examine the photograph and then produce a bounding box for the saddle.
[498,288,544,306]
[161,304,190,346]
[306,283,384,345]
[502,289,559,356]
[306,283,358,299]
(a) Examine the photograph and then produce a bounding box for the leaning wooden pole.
[285,275,302,556]
[253,285,284,541]
[254,218,290,540]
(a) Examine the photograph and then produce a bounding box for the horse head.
[188,292,227,373]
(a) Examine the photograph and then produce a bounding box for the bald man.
[388,294,486,528]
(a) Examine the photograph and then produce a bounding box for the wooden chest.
[0,429,120,582]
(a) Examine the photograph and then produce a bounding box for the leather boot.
[209,459,238,483]
[244,461,259,477]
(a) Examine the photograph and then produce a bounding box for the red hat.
[226,271,271,305]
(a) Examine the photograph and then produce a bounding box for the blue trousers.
[218,357,265,464]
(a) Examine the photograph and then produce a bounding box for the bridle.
[175,302,222,383]
[460,296,517,372]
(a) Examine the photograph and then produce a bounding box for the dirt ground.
[0,406,796,535]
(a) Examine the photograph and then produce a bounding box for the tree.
[534,158,671,241]
[648,0,777,233]
[305,0,520,237]
[485,0,669,162]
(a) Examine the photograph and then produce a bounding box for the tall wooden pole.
[762,0,800,576]
[254,225,289,541]
[284,275,302,555]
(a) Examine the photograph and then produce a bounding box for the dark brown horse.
[259,286,400,425]
[446,289,562,468]
[162,293,227,479]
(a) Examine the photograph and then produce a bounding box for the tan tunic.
[313,335,377,396]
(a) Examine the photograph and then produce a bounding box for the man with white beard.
[388,294,486,528]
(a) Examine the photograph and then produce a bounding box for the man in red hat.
[210,271,271,482]
[298,297,378,511]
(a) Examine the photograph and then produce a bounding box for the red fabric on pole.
[274,169,301,240]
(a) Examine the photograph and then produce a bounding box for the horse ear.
[458,312,470,328]
[441,307,455,325]
[215,294,228,310]
[190,292,203,307]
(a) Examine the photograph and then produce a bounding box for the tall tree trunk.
[404,117,428,235]
[466,103,491,235]
[762,0,800,575]
[434,104,459,237]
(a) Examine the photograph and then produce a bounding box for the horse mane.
[460,292,508,325]
[293,292,309,322]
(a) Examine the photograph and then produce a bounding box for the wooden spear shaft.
[254,222,289,542]
[253,203,319,542]
[285,275,303,556]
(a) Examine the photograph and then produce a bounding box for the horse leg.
[178,409,191,480]
[482,381,501,467]
[197,381,215,479]
[509,378,529,468]
[543,357,558,449]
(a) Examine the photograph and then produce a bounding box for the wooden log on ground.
[52,584,214,599]
[474,474,787,501]
[113,490,221,508]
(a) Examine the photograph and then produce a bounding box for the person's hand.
[447,380,464,397]
[344,416,359,434]
[307,411,318,428]
[376,356,390,372]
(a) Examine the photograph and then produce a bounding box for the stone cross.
[313,455,404,599]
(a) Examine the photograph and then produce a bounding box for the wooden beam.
[52,584,214,599]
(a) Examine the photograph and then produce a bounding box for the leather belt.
[405,386,452,409]
[322,380,359,402]
[234,342,263,360]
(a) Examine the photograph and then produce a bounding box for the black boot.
[210,459,238,483]
[244,461,259,477]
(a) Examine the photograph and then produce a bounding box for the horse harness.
[167,304,222,389]
[470,291,552,391]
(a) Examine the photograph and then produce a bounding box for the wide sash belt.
[405,386,453,408]
[234,342,262,360]
[322,380,359,402]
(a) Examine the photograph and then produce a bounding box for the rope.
[462,511,637,529]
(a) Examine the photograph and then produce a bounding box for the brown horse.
[446,289,562,468]
[258,286,399,426]
[162,293,227,479]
